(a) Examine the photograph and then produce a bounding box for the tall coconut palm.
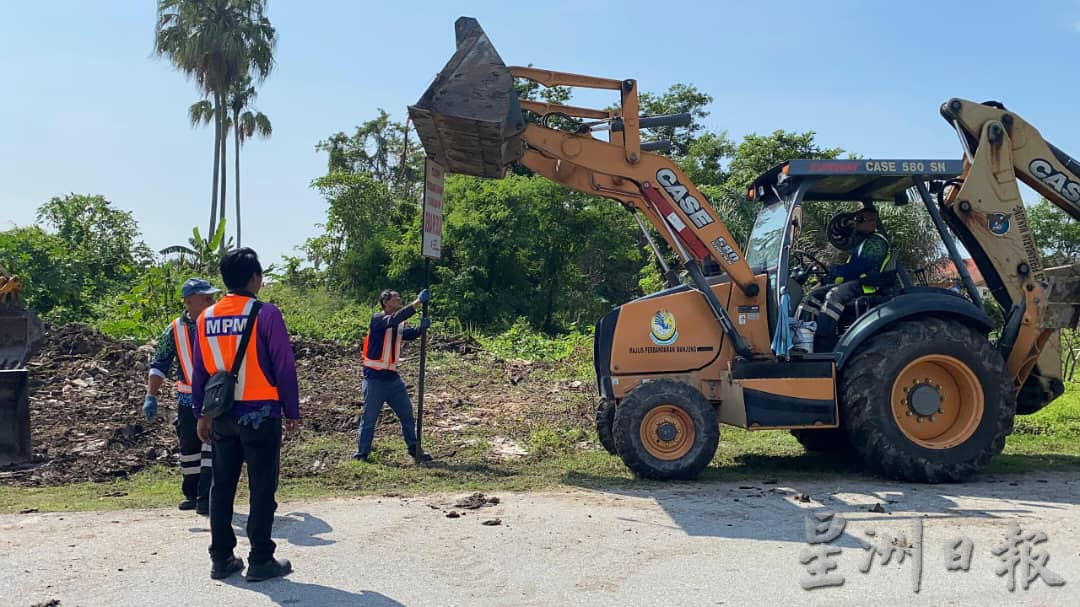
[154,0,277,241]
[228,76,272,247]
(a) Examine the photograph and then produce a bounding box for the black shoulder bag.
[202,301,263,419]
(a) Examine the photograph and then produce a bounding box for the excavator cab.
[746,158,969,356]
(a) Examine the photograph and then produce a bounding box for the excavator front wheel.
[613,380,718,480]
[840,317,1014,483]
[596,399,617,455]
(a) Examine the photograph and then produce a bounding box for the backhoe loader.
[408,17,1080,483]
[0,263,41,464]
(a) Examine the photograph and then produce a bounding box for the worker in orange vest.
[191,248,300,582]
[353,288,431,462]
[143,277,219,515]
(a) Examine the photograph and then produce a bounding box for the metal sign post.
[416,158,444,464]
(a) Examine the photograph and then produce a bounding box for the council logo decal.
[650,309,678,345]
[987,212,1011,236]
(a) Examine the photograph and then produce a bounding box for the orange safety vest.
[172,317,195,394]
[362,321,406,372]
[196,294,279,401]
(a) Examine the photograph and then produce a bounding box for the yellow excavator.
[0,263,41,464]
[408,18,1080,482]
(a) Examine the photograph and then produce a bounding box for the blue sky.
[3,0,1079,266]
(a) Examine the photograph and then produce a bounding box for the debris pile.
[1,321,595,487]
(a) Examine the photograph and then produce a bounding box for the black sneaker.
[196,501,210,516]
[408,447,433,462]
[352,454,368,462]
[178,499,197,511]
[246,557,292,582]
[210,556,244,580]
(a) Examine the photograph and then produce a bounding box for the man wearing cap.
[798,207,891,352]
[354,288,432,462]
[143,277,220,515]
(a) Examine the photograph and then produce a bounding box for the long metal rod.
[649,200,753,358]
[914,179,982,306]
[631,211,678,288]
[415,257,430,464]
[685,261,753,359]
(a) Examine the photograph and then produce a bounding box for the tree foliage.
[6,79,958,343]
[316,109,423,200]
[1030,197,1080,267]
[1,194,151,321]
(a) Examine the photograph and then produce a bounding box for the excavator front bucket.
[0,303,40,463]
[408,17,525,178]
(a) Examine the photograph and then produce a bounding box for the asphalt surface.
[4,473,1080,606]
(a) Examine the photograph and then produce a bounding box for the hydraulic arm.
[409,17,758,357]
[940,99,1080,406]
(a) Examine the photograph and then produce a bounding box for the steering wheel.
[790,250,830,284]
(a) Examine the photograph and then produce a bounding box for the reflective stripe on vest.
[172,317,194,394]
[362,322,405,371]
[849,233,891,294]
[197,295,279,401]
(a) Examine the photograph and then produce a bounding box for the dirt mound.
[0,322,592,488]
[1,323,171,486]
[1,327,374,486]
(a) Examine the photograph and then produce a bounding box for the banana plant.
[159,220,233,276]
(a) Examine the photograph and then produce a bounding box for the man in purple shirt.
[192,247,300,582]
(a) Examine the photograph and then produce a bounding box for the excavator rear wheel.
[840,317,1014,483]
[613,380,718,480]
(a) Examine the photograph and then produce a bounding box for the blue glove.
[143,395,158,421]
[419,317,431,330]
[417,288,431,303]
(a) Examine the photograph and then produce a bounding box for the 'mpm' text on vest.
[205,316,249,337]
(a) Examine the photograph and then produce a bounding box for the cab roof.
[747,159,964,205]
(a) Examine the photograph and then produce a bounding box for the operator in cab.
[797,207,890,352]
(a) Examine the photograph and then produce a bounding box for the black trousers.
[175,404,212,504]
[802,280,864,351]
[209,414,281,565]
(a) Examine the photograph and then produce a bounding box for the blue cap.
[181,277,221,299]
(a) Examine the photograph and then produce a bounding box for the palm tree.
[228,76,272,247]
[154,0,277,241]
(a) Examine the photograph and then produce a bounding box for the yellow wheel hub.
[640,405,695,460]
[891,354,984,450]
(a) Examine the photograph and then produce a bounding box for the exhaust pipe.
[408,17,526,178]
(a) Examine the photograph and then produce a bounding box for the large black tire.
[613,380,719,480]
[596,399,617,455]
[840,318,1014,483]
[790,428,850,453]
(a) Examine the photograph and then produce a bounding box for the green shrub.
[261,283,374,344]
[478,317,591,362]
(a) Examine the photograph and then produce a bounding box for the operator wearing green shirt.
[800,208,891,352]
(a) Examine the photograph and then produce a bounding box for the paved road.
[3,473,1080,606]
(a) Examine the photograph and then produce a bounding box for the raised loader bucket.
[408,17,525,178]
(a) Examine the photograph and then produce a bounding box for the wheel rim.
[640,404,695,460]
[891,354,984,449]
